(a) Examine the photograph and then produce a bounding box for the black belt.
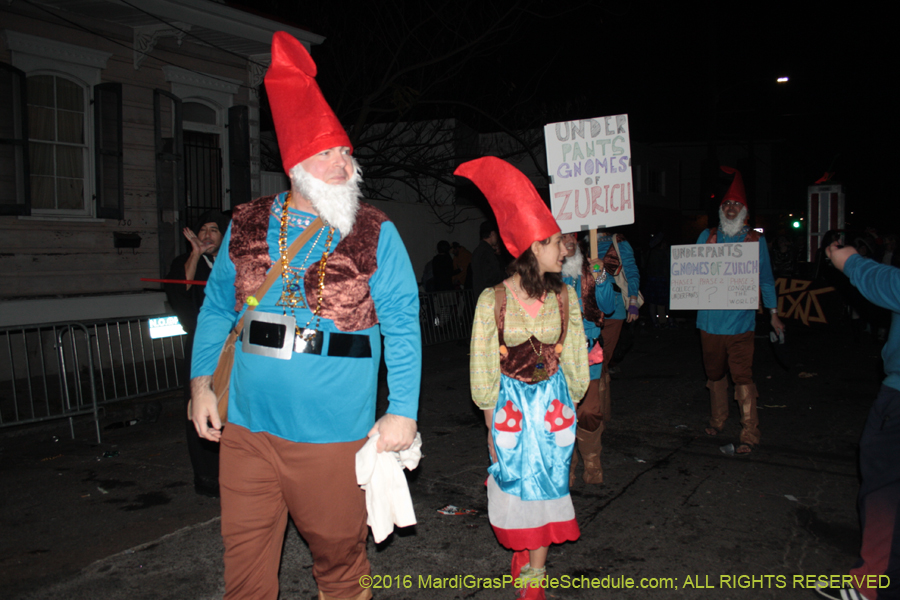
[327,332,372,358]
[241,322,371,358]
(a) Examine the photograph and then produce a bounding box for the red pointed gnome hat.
[265,32,352,175]
[720,166,747,207]
[454,157,560,258]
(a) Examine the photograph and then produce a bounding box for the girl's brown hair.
[507,237,563,300]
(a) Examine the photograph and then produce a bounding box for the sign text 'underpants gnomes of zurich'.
[544,114,635,233]
[669,243,760,310]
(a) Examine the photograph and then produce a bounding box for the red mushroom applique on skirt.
[487,369,580,550]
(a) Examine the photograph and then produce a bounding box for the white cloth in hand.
[355,432,422,543]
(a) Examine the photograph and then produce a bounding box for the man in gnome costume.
[561,232,616,484]
[461,157,588,598]
[697,166,783,454]
[190,32,420,600]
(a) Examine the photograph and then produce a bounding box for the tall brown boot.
[734,383,760,446]
[576,423,604,484]
[706,377,729,433]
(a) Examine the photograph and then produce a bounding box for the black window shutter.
[0,62,31,216]
[228,105,251,207]
[153,89,185,277]
[94,82,124,219]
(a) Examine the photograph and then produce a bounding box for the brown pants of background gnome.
[700,330,760,445]
[700,330,754,384]
[220,424,370,600]
[576,378,603,431]
[600,318,624,367]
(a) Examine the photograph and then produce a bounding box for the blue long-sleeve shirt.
[192,194,421,443]
[844,254,900,391]
[596,234,640,319]
[695,228,777,336]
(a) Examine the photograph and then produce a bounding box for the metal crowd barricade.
[0,316,186,442]
[419,289,476,345]
[0,294,476,439]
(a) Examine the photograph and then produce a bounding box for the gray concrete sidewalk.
[3,323,871,599]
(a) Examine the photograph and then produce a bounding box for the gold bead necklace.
[275,192,335,335]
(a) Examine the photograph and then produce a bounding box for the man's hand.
[587,258,605,281]
[826,241,858,273]
[183,227,216,257]
[368,413,417,452]
[770,313,785,337]
[190,376,222,442]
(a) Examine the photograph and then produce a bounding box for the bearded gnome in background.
[697,166,784,454]
[190,32,421,600]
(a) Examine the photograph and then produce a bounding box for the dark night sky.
[239,1,893,226]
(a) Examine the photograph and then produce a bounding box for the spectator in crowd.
[451,241,472,289]
[471,220,507,293]
[816,242,900,600]
[164,209,229,498]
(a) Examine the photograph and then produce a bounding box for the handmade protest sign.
[544,114,635,233]
[670,243,760,310]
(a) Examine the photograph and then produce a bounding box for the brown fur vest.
[229,195,388,332]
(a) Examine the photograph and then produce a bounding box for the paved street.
[1,318,876,599]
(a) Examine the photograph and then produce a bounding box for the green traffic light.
[792,221,801,229]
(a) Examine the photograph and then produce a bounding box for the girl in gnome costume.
[458,157,589,599]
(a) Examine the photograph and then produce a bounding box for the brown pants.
[576,378,603,431]
[700,330,760,445]
[220,424,370,600]
[700,330,754,384]
[601,318,624,365]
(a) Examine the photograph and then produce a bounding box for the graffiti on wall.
[773,278,836,326]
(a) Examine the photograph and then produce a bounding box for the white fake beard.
[719,206,748,238]
[562,245,584,279]
[289,158,363,236]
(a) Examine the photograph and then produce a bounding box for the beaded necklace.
[275,192,335,336]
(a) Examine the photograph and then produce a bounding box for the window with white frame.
[27,74,90,212]
[1,30,121,219]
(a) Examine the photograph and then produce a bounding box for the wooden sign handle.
[590,229,598,259]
